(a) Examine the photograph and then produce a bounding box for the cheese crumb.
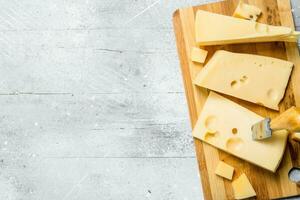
[215,161,234,180]
[191,47,208,63]
[232,173,256,199]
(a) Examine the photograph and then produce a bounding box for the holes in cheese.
[232,128,238,134]
[215,161,234,180]
[192,92,288,172]
[204,115,218,133]
[226,137,244,152]
[191,47,208,63]
[233,1,262,21]
[267,89,278,101]
[230,80,240,89]
[195,10,298,45]
[255,23,268,33]
[232,174,256,199]
[240,76,248,83]
[204,131,219,143]
[194,50,293,110]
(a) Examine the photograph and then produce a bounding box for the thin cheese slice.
[195,10,295,45]
[191,47,208,63]
[232,174,256,199]
[194,50,293,110]
[215,161,234,180]
[233,1,262,21]
[192,92,288,172]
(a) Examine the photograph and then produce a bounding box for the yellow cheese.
[232,174,256,199]
[191,47,208,63]
[194,50,293,110]
[291,132,300,142]
[233,1,262,21]
[215,161,234,180]
[192,92,288,172]
[195,10,296,45]
[282,35,298,42]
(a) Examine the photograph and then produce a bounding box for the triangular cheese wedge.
[192,92,288,172]
[195,10,295,45]
[194,50,293,110]
[232,174,256,199]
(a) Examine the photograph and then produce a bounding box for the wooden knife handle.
[270,107,300,132]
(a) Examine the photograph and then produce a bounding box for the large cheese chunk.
[192,92,288,172]
[215,161,234,180]
[233,1,262,21]
[232,174,256,199]
[195,10,297,45]
[194,50,293,110]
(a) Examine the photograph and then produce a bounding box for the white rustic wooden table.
[0,0,299,199]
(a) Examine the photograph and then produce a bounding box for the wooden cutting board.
[173,0,300,199]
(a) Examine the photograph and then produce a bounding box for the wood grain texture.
[0,0,213,199]
[173,0,300,199]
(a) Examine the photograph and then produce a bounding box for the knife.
[251,107,300,141]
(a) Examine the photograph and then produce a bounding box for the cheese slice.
[192,92,288,172]
[233,1,262,21]
[194,50,293,110]
[215,161,234,180]
[232,174,256,199]
[191,47,208,63]
[195,10,296,45]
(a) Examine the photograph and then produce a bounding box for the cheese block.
[215,161,234,180]
[194,50,293,110]
[192,92,288,172]
[232,173,256,199]
[233,1,262,21]
[191,47,208,63]
[195,10,296,45]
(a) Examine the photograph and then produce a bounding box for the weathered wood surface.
[0,0,299,199]
[292,0,300,28]
[0,0,210,199]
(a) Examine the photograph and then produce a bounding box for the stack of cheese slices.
[190,1,298,199]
